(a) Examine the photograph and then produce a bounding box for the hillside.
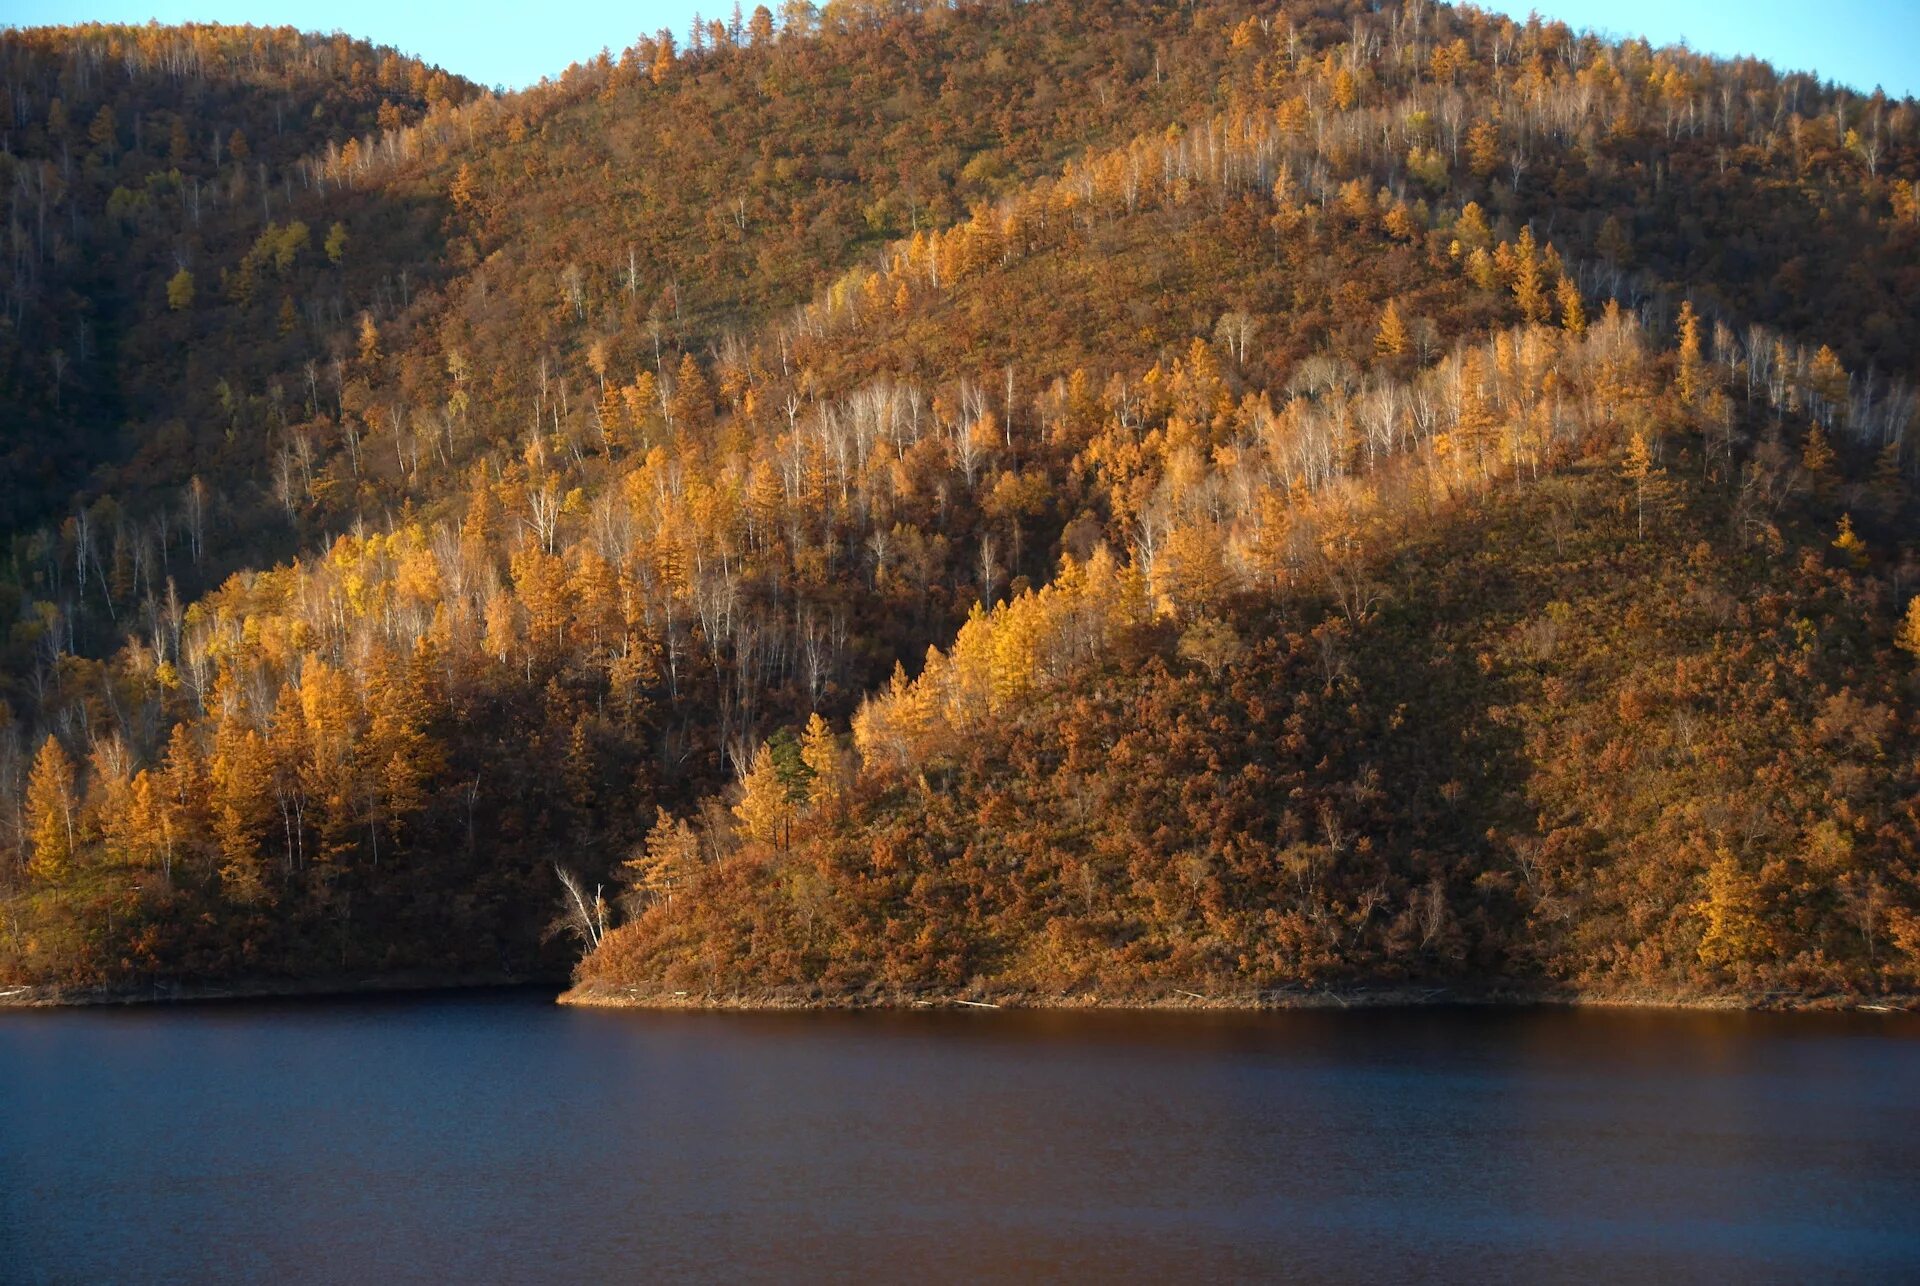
[2,0,1918,1004]
[582,385,1920,1004]
[0,25,475,530]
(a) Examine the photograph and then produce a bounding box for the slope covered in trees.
[0,24,475,534]
[2,0,1918,1003]
[583,315,1920,1004]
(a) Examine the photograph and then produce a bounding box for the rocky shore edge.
[6,974,1912,1013]
[0,970,561,1009]
[556,980,1918,1014]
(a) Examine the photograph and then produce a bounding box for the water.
[3,991,1917,1283]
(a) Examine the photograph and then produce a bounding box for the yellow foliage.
[26,737,78,882]
[1696,854,1769,971]
[1832,514,1868,569]
[733,743,788,847]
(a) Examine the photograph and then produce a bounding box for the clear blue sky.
[1478,1,1918,100]
[8,0,1918,98]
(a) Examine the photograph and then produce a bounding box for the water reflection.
[3,995,1917,1282]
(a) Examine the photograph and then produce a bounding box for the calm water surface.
[2,990,1918,1283]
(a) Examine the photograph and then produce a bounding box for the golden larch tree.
[1375,299,1409,357]
[627,808,701,906]
[1621,430,1668,540]
[356,311,382,367]
[733,742,789,848]
[1556,275,1585,335]
[211,712,275,904]
[1897,598,1920,661]
[26,736,79,883]
[1467,118,1502,176]
[800,713,845,815]
[1675,300,1705,407]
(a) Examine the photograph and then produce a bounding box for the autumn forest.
[4,0,1920,1006]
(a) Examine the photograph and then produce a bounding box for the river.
[3,991,1917,1282]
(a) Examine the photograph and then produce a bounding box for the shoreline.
[556,981,1919,1015]
[0,969,564,1010]
[4,973,1912,1014]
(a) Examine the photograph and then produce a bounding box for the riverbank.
[556,980,1918,1014]
[0,969,563,1009]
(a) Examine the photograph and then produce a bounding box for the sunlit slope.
[581,355,1920,1004]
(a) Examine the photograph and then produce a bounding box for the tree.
[768,727,814,810]
[87,104,117,153]
[1214,309,1256,363]
[1330,67,1356,111]
[1801,424,1837,502]
[551,865,607,951]
[267,682,310,877]
[626,808,700,906]
[1696,854,1769,971]
[1374,299,1408,357]
[1454,202,1492,250]
[26,737,79,882]
[324,222,348,264]
[1898,598,1920,661]
[1675,300,1705,407]
[212,711,275,904]
[733,742,789,848]
[357,312,382,368]
[1153,520,1233,616]
[1556,275,1585,335]
[1465,246,1498,292]
[511,547,571,658]
[1621,430,1667,540]
[365,643,441,849]
[1808,345,1849,419]
[484,588,522,664]
[748,4,775,44]
[609,630,660,721]
[167,268,195,311]
[300,661,366,864]
[1177,615,1244,678]
[779,0,814,36]
[124,770,173,877]
[1467,119,1502,176]
[1832,514,1868,569]
[159,722,211,863]
[669,351,713,429]
[1508,227,1548,322]
[800,713,846,815]
[1868,442,1907,520]
[357,312,382,367]
[650,30,677,84]
[450,163,477,211]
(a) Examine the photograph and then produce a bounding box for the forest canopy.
[3,0,1919,1006]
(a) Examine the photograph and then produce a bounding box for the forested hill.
[3,1,1919,1005]
[0,25,476,536]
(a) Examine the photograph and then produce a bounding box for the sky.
[7,0,1918,98]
